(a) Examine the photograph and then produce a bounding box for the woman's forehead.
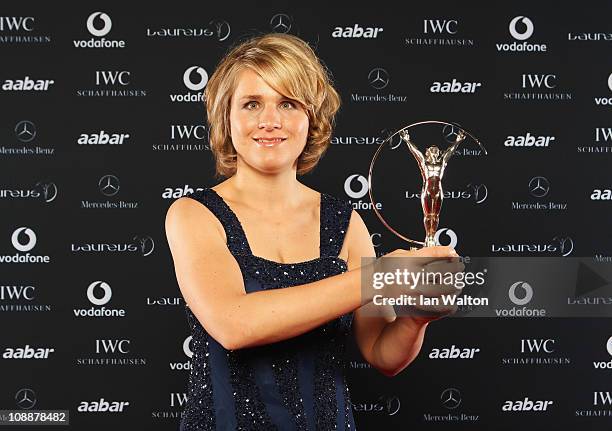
[233,69,288,100]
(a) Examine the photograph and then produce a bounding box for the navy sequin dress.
[179,188,356,431]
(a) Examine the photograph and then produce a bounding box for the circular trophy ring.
[367,120,486,247]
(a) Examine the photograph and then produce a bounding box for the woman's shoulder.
[165,187,225,240]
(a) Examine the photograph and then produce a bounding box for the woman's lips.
[254,138,286,147]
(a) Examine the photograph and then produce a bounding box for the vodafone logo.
[434,228,458,249]
[183,66,208,91]
[608,72,612,92]
[509,281,533,306]
[87,281,112,306]
[87,12,112,37]
[509,16,534,41]
[11,227,36,252]
[183,336,193,358]
[344,174,369,199]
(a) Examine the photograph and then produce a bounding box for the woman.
[165,33,457,431]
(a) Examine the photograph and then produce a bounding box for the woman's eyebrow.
[238,94,263,100]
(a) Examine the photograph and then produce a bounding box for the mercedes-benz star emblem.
[98,174,120,197]
[528,176,550,198]
[15,120,37,143]
[442,124,460,143]
[368,68,389,90]
[270,14,292,33]
[440,388,462,410]
[15,388,37,410]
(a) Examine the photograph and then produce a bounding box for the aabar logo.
[331,24,383,38]
[430,79,481,93]
[591,189,612,200]
[78,398,130,412]
[2,345,54,359]
[504,133,555,147]
[502,398,553,411]
[2,77,54,91]
[429,345,480,359]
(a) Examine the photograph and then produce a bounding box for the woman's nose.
[258,105,281,129]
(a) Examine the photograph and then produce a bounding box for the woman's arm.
[165,197,366,351]
[348,210,448,377]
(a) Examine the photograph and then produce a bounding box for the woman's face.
[229,68,309,175]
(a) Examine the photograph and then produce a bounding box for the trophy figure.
[368,120,486,248]
[399,129,465,247]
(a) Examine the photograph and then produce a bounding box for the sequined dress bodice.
[180,188,356,431]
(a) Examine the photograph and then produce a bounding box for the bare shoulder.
[165,196,225,243]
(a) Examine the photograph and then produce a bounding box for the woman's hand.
[370,246,464,323]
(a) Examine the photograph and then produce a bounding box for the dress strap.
[184,188,253,256]
[319,193,353,259]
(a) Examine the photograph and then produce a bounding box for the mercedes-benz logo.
[528,176,549,198]
[98,174,120,197]
[208,20,231,42]
[270,13,292,33]
[35,181,58,203]
[15,120,37,143]
[15,388,37,410]
[133,235,155,257]
[368,68,389,90]
[442,124,460,143]
[440,388,461,410]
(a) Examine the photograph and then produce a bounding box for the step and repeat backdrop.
[1,2,612,430]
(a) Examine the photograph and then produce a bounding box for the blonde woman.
[166,33,457,431]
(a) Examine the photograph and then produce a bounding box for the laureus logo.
[133,235,155,257]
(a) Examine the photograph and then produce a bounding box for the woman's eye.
[245,101,259,109]
[281,101,295,109]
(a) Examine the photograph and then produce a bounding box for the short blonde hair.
[205,33,341,178]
